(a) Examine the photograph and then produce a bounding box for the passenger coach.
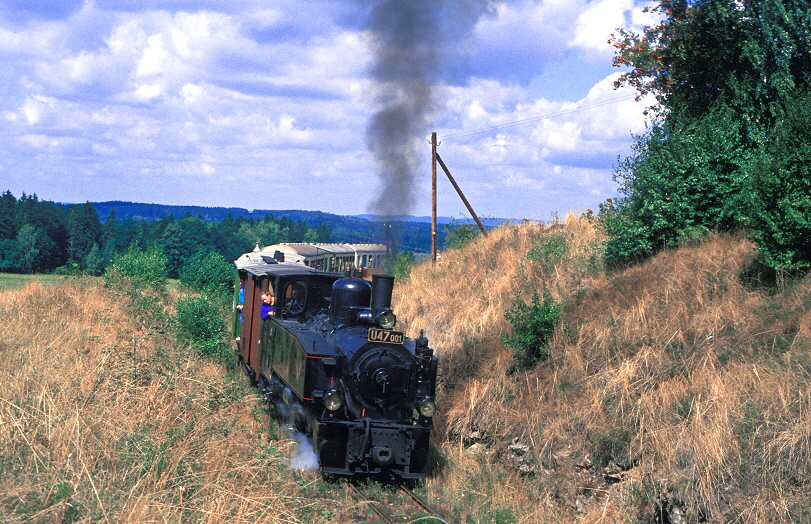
[236,243,388,277]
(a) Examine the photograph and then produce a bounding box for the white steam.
[289,431,320,471]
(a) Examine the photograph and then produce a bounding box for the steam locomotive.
[233,260,438,478]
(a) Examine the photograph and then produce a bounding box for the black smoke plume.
[364,0,490,217]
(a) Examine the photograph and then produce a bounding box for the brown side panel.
[240,275,263,370]
[248,278,263,372]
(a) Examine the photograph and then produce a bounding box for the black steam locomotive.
[233,261,437,478]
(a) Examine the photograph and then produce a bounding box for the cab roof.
[238,263,343,279]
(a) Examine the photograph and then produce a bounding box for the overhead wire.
[440,94,638,141]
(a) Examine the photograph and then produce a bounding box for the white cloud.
[21,95,58,125]
[181,82,203,99]
[18,133,57,150]
[571,0,635,57]
[92,142,116,155]
[136,33,168,77]
[0,0,653,218]
[129,83,163,102]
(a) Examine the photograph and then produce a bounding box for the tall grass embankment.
[5,216,811,522]
[0,279,347,522]
[396,215,811,522]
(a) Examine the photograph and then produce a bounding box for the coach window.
[284,281,307,314]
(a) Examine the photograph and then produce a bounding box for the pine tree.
[67,202,103,268]
[0,191,17,240]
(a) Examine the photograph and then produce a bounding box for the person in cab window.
[260,292,276,320]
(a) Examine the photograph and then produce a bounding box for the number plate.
[368,328,404,344]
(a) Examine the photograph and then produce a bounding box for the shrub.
[104,244,167,294]
[501,290,561,371]
[747,90,811,271]
[179,250,236,296]
[174,295,229,362]
[527,233,569,271]
[391,251,416,280]
[605,104,755,266]
[442,218,482,250]
[103,244,168,324]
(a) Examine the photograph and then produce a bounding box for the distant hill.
[89,201,319,223]
[88,201,513,228]
[86,201,478,253]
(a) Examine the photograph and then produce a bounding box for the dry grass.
[0,279,339,523]
[395,215,811,522]
[6,216,811,522]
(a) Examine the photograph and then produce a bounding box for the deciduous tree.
[607,0,811,267]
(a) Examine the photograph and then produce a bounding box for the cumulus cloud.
[458,0,575,84]
[571,0,635,58]
[0,0,651,218]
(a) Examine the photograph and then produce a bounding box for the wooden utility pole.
[431,132,437,266]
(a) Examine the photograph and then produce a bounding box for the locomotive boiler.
[233,261,437,478]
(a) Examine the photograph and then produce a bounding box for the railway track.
[345,478,450,523]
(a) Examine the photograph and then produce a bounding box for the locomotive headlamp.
[377,310,397,329]
[418,399,436,418]
[324,391,342,411]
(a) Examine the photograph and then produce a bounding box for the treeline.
[607,0,811,272]
[0,191,332,277]
[89,201,445,255]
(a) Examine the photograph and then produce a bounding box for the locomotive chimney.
[371,274,395,315]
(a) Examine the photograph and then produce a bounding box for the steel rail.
[345,480,393,524]
[399,483,449,523]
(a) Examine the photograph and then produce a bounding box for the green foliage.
[527,234,569,270]
[67,202,102,268]
[608,0,811,267]
[17,224,57,273]
[83,243,106,276]
[747,89,811,270]
[0,190,16,240]
[442,218,483,250]
[501,290,561,372]
[104,244,168,324]
[0,190,434,277]
[391,251,416,280]
[0,239,22,272]
[174,295,229,361]
[16,193,69,270]
[104,244,168,294]
[161,215,210,278]
[604,104,756,265]
[179,250,236,296]
[611,0,811,125]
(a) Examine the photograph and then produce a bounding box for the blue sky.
[0,0,656,220]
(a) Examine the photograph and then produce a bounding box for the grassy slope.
[0,279,348,522]
[4,216,811,522]
[396,215,811,522]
